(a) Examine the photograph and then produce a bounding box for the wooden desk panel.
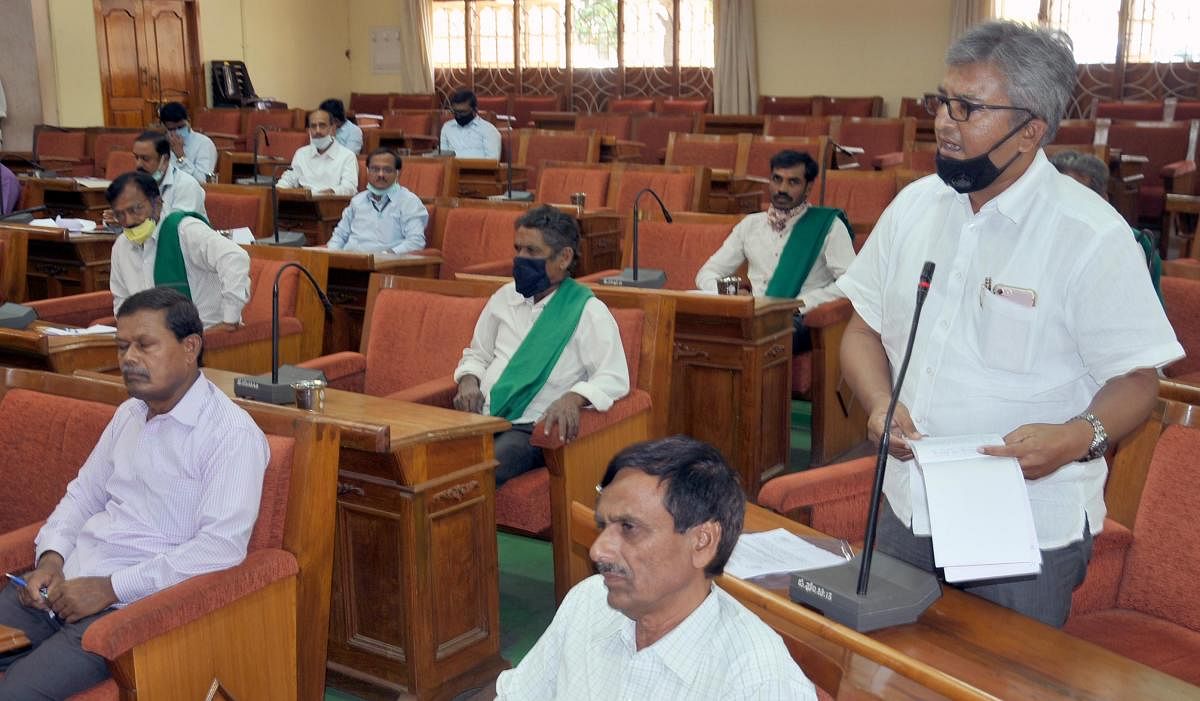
[0,624,30,653]
[0,321,118,374]
[277,190,352,246]
[16,177,109,220]
[0,224,117,299]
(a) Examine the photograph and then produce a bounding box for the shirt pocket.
[977,290,1038,374]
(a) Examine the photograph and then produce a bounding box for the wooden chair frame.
[0,226,29,303]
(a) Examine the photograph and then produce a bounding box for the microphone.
[253,163,306,247]
[4,154,56,178]
[787,261,942,632]
[601,188,670,289]
[497,122,531,201]
[233,261,331,404]
[252,125,271,186]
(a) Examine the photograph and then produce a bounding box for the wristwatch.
[176,155,187,165]
[1072,412,1108,461]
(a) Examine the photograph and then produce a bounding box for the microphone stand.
[601,187,671,289]
[253,163,306,247]
[252,125,271,186]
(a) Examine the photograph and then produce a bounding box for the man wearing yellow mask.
[106,171,250,332]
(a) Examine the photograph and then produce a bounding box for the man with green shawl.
[695,150,856,353]
[453,206,631,485]
[106,171,250,331]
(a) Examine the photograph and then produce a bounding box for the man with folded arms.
[695,149,855,354]
[495,436,816,700]
[107,171,251,331]
[0,288,269,698]
[159,102,218,183]
[453,205,629,485]
[277,109,358,196]
[327,148,428,254]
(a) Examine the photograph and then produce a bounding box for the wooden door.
[95,0,204,127]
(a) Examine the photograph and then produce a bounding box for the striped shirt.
[34,374,269,605]
[495,574,816,700]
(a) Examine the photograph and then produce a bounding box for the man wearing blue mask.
[159,102,217,183]
[453,205,630,485]
[131,131,207,219]
[837,21,1181,627]
[326,148,427,253]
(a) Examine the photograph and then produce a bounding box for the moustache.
[122,367,149,381]
[595,561,629,578]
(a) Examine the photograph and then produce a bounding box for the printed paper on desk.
[911,434,1042,583]
[725,528,848,579]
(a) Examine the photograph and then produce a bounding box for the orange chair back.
[243,257,300,322]
[622,217,736,291]
[391,93,438,110]
[92,132,141,176]
[576,113,633,139]
[536,165,611,206]
[758,96,815,116]
[382,110,433,134]
[821,171,899,249]
[834,117,914,169]
[1054,119,1102,146]
[657,97,708,115]
[1108,120,1198,190]
[1162,276,1200,379]
[610,307,644,388]
[193,108,243,136]
[520,130,600,189]
[1175,102,1200,121]
[1096,101,1165,120]
[439,207,526,279]
[513,95,562,127]
[35,128,87,159]
[258,130,309,161]
[475,95,510,115]
[666,133,739,171]
[612,168,698,213]
[630,114,697,164]
[350,92,390,114]
[399,157,448,198]
[764,116,838,138]
[245,109,298,135]
[104,151,138,180]
[609,98,654,113]
[816,96,881,117]
[206,191,262,232]
[745,135,827,180]
[247,434,297,551]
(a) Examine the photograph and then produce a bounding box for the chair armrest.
[203,318,302,351]
[27,291,114,327]
[803,298,852,328]
[459,258,514,276]
[199,131,241,141]
[1162,161,1195,196]
[0,522,42,575]
[386,376,458,407]
[577,269,621,284]
[296,351,366,392]
[80,549,298,660]
[872,151,906,170]
[531,389,651,451]
[757,456,876,542]
[1162,259,1200,280]
[1069,519,1132,616]
[1161,159,1196,179]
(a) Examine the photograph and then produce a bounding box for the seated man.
[107,171,250,330]
[439,88,501,159]
[277,109,358,196]
[453,205,629,485]
[327,148,428,254]
[159,102,218,183]
[320,98,364,154]
[495,436,816,699]
[0,288,269,699]
[695,149,855,353]
[131,130,207,219]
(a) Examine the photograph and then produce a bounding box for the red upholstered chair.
[1160,276,1200,384]
[629,113,697,164]
[390,93,438,110]
[0,368,340,701]
[665,132,740,173]
[364,110,439,152]
[89,131,141,177]
[1063,391,1200,686]
[608,98,655,113]
[577,212,741,291]
[1175,102,1200,121]
[349,92,391,115]
[1106,120,1198,225]
[758,96,816,116]
[739,135,829,214]
[831,117,917,170]
[425,204,528,279]
[516,129,601,193]
[815,96,884,118]
[399,156,454,198]
[0,227,27,302]
[101,150,138,180]
[819,170,900,251]
[656,97,709,115]
[256,129,309,161]
[192,108,243,151]
[1096,101,1166,121]
[240,109,299,150]
[576,113,634,140]
[512,95,562,128]
[535,163,612,207]
[474,95,510,118]
[609,164,709,214]
[764,115,840,138]
[1053,119,1107,146]
[202,183,271,238]
[33,126,90,177]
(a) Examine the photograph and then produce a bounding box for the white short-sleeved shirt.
[837,150,1183,548]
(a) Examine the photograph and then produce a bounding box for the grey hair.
[1049,150,1109,195]
[947,20,1077,145]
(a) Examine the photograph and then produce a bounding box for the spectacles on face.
[923,93,1036,123]
[113,199,152,223]
[367,166,397,175]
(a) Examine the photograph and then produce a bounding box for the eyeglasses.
[923,93,1036,123]
[112,199,152,221]
[367,166,397,174]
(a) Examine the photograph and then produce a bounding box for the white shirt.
[440,116,502,159]
[177,128,218,183]
[454,282,630,425]
[495,574,816,701]
[110,216,251,328]
[159,162,207,220]
[336,120,363,154]
[35,375,268,605]
[837,150,1183,548]
[327,185,428,254]
[277,141,358,196]
[695,208,855,309]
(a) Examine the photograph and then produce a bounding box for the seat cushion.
[1064,609,1200,686]
[67,679,119,700]
[496,468,552,538]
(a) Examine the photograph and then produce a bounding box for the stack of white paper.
[724,528,848,579]
[43,324,117,336]
[911,435,1042,583]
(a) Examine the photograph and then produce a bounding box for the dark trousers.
[793,312,812,355]
[876,497,1093,628]
[494,423,545,486]
[0,585,113,699]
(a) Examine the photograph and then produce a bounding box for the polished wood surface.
[0,221,116,299]
[0,320,118,373]
[569,500,1199,701]
[0,624,30,653]
[16,176,110,220]
[277,189,353,246]
[216,152,289,187]
[0,227,29,302]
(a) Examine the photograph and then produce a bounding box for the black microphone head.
[663,210,673,224]
[920,261,935,285]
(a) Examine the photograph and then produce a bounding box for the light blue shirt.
[336,121,363,154]
[327,185,428,254]
[177,128,218,182]
[439,116,501,159]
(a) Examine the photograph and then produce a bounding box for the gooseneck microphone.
[253,125,271,185]
[270,262,334,384]
[601,188,670,288]
[857,260,936,595]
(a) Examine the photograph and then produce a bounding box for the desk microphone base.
[789,552,941,632]
[254,230,307,247]
[234,365,326,404]
[487,190,533,202]
[600,268,667,289]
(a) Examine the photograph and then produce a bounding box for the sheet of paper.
[226,227,254,244]
[73,177,112,189]
[43,324,117,336]
[724,528,848,579]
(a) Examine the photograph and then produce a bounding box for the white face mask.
[311,135,334,150]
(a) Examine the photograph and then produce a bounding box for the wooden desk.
[574,209,621,274]
[0,321,118,374]
[277,189,352,246]
[305,249,442,354]
[16,176,110,220]
[0,624,30,653]
[571,501,1199,700]
[454,159,527,198]
[201,368,512,700]
[215,151,289,186]
[0,224,117,299]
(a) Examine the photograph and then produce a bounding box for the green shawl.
[764,207,853,299]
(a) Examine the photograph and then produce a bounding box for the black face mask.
[454,112,475,127]
[935,116,1034,194]
[513,256,552,298]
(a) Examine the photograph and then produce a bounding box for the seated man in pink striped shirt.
[0,287,270,699]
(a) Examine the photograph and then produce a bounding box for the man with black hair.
[106,171,250,331]
[319,98,363,154]
[159,101,217,183]
[696,149,855,353]
[130,130,207,219]
[0,288,268,698]
[439,88,501,159]
[327,148,427,253]
[495,436,815,700]
[453,205,628,485]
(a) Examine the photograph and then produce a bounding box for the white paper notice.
[226,227,254,244]
[724,528,848,579]
[43,324,117,336]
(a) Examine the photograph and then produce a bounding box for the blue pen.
[6,573,56,619]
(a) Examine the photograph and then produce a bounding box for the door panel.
[144,1,194,116]
[97,0,149,127]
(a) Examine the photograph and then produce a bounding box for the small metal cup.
[717,275,743,295]
[570,192,587,209]
[293,379,326,411]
